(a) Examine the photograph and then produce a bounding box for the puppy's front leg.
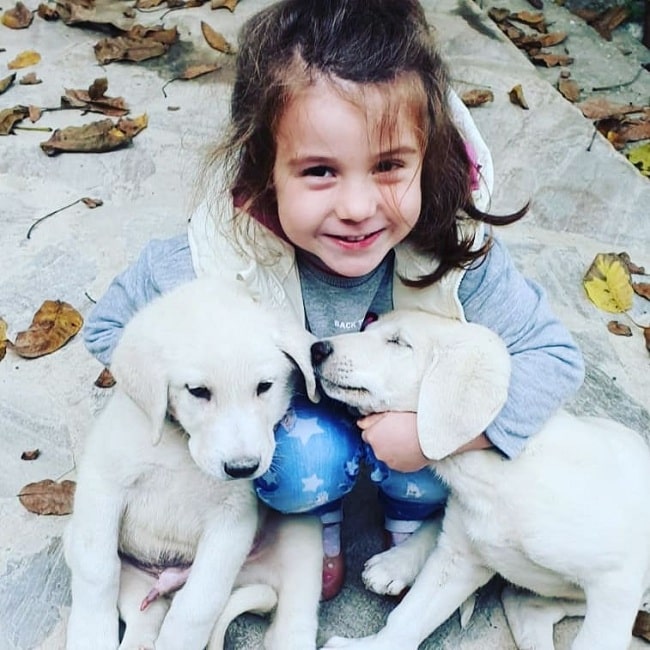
[65,476,125,650]
[154,515,257,650]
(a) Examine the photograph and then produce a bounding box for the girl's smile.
[273,77,424,278]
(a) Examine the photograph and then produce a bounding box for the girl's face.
[273,78,423,278]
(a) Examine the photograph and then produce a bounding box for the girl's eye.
[186,385,211,401]
[302,165,334,178]
[257,381,273,396]
[375,159,402,174]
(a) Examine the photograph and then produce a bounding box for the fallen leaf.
[8,50,41,69]
[81,196,103,208]
[577,98,644,120]
[56,0,135,31]
[28,105,42,122]
[529,52,574,67]
[62,81,129,117]
[13,300,83,358]
[0,105,29,135]
[513,31,567,50]
[94,26,178,64]
[633,283,650,300]
[510,10,547,32]
[134,0,165,7]
[0,73,17,96]
[21,449,41,460]
[488,7,511,22]
[645,329,650,355]
[18,479,75,515]
[88,77,108,100]
[508,84,529,109]
[37,3,59,20]
[607,320,632,336]
[211,0,237,9]
[116,113,148,138]
[497,20,526,40]
[627,142,650,177]
[94,367,116,387]
[557,77,580,102]
[0,317,7,362]
[40,118,131,155]
[1,1,33,28]
[619,252,646,275]
[589,5,630,40]
[583,253,634,313]
[180,62,222,79]
[201,21,234,53]
[20,72,42,85]
[461,89,494,107]
[614,119,650,145]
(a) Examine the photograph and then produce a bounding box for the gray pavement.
[1,0,649,648]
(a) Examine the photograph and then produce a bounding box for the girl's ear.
[110,329,168,446]
[416,328,510,460]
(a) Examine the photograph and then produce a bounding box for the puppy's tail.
[207,584,278,650]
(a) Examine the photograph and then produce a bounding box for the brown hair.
[206,0,526,285]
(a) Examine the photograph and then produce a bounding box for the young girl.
[84,0,584,602]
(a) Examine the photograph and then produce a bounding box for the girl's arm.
[83,235,196,367]
[459,236,585,458]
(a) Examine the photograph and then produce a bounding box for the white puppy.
[312,309,650,650]
[65,278,322,650]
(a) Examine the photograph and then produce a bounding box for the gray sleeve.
[458,237,585,458]
[83,235,196,367]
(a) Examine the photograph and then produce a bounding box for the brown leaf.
[94,26,178,64]
[94,367,116,388]
[13,300,83,358]
[0,317,7,362]
[557,77,580,102]
[128,24,178,45]
[488,7,511,22]
[529,52,574,67]
[614,119,650,145]
[37,3,59,20]
[21,449,41,461]
[211,0,238,9]
[8,50,42,69]
[645,329,650,355]
[18,479,75,515]
[28,105,42,123]
[0,105,29,135]
[633,610,650,641]
[2,1,34,28]
[618,252,646,275]
[40,119,132,155]
[88,77,108,100]
[607,320,632,336]
[508,84,529,109]
[61,86,129,117]
[632,283,650,300]
[577,98,644,121]
[81,196,103,208]
[513,31,567,50]
[179,62,221,79]
[201,21,234,53]
[497,20,525,40]
[134,0,165,7]
[589,5,630,40]
[116,113,148,138]
[461,89,494,108]
[0,73,17,96]
[510,10,547,32]
[20,72,42,85]
[56,0,135,31]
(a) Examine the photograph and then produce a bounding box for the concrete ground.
[1,0,649,648]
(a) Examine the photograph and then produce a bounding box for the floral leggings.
[254,396,448,530]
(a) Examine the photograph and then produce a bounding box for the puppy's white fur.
[65,278,322,650]
[314,309,650,650]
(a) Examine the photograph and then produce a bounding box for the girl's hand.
[357,412,494,472]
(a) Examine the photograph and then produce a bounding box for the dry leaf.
[461,89,494,107]
[557,77,580,102]
[81,196,103,208]
[211,0,237,9]
[20,72,42,85]
[28,105,42,123]
[18,479,75,515]
[632,283,650,300]
[62,82,129,117]
[619,252,646,275]
[510,10,547,31]
[589,5,630,40]
[88,77,108,100]
[201,21,234,53]
[627,142,650,177]
[0,73,17,96]
[614,119,650,145]
[607,320,632,337]
[21,449,41,460]
[95,367,116,388]
[56,0,136,31]
[514,31,567,50]
[577,98,644,121]
[8,50,41,69]
[488,7,511,22]
[0,317,7,362]
[134,0,165,7]
[529,52,574,67]
[645,329,650,354]
[40,119,132,155]
[583,253,634,313]
[2,1,33,28]
[497,20,526,40]
[508,84,529,109]
[634,610,650,640]
[0,105,29,135]
[116,113,148,138]
[180,63,221,79]
[94,26,178,64]
[37,3,59,20]
[13,300,83,358]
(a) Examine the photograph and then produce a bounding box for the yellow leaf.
[627,142,650,178]
[8,50,41,70]
[583,253,634,313]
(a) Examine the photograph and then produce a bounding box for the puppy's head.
[311,310,511,459]
[110,278,317,480]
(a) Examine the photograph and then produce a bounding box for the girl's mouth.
[327,230,382,249]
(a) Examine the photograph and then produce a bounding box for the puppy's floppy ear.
[416,326,510,460]
[110,326,168,445]
[275,324,319,403]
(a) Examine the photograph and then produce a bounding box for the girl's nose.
[335,179,377,222]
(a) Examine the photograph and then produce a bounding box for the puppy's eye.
[186,385,211,401]
[387,335,411,349]
[257,381,273,396]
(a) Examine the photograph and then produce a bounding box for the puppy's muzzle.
[224,458,260,479]
[311,341,333,367]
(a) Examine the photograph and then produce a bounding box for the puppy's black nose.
[224,458,260,479]
[311,340,333,366]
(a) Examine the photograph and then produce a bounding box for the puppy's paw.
[362,549,417,596]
